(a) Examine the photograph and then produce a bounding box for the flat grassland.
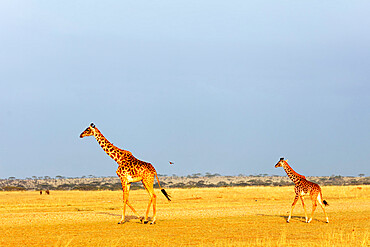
[0,186,368,246]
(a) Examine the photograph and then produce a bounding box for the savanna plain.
[0,186,369,246]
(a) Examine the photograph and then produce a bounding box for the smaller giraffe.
[275,158,329,223]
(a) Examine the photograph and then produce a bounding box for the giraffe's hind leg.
[317,193,329,223]
[142,177,157,224]
[148,192,157,224]
[307,193,318,223]
[287,194,299,223]
[300,196,308,223]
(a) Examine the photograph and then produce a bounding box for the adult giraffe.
[275,158,329,223]
[80,123,171,224]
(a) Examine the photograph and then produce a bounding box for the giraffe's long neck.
[93,128,128,164]
[282,161,306,185]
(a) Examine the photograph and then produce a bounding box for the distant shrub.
[196,180,208,187]
[153,181,166,189]
[217,181,228,187]
[56,184,75,190]
[2,186,26,191]
[247,179,267,186]
[235,182,249,187]
[172,183,186,188]
[75,185,96,191]
[37,184,55,190]
[350,179,362,185]
[130,183,143,190]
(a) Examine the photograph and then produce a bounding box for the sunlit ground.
[0,186,368,246]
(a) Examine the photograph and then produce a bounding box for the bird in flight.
[169,161,174,165]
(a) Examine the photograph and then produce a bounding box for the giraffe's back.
[116,153,156,182]
[295,179,321,196]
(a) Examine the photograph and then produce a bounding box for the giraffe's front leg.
[118,198,127,224]
[287,195,299,223]
[118,182,130,224]
[125,200,143,222]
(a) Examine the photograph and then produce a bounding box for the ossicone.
[280,157,284,161]
[90,123,95,128]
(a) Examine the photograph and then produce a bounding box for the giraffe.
[275,158,329,223]
[80,123,171,224]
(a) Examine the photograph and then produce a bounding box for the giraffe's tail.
[155,173,171,201]
[320,191,329,206]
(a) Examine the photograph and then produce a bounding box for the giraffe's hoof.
[150,221,156,225]
[118,221,125,224]
[140,217,149,224]
[286,220,290,223]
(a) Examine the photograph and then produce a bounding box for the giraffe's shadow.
[257,214,326,223]
[96,212,151,224]
[124,215,153,224]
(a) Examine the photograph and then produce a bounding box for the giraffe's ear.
[285,159,288,162]
[90,123,95,128]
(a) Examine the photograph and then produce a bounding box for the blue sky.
[0,1,369,178]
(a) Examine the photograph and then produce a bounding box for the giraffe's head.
[275,157,287,168]
[80,123,96,138]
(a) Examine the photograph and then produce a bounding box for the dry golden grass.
[0,186,369,246]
